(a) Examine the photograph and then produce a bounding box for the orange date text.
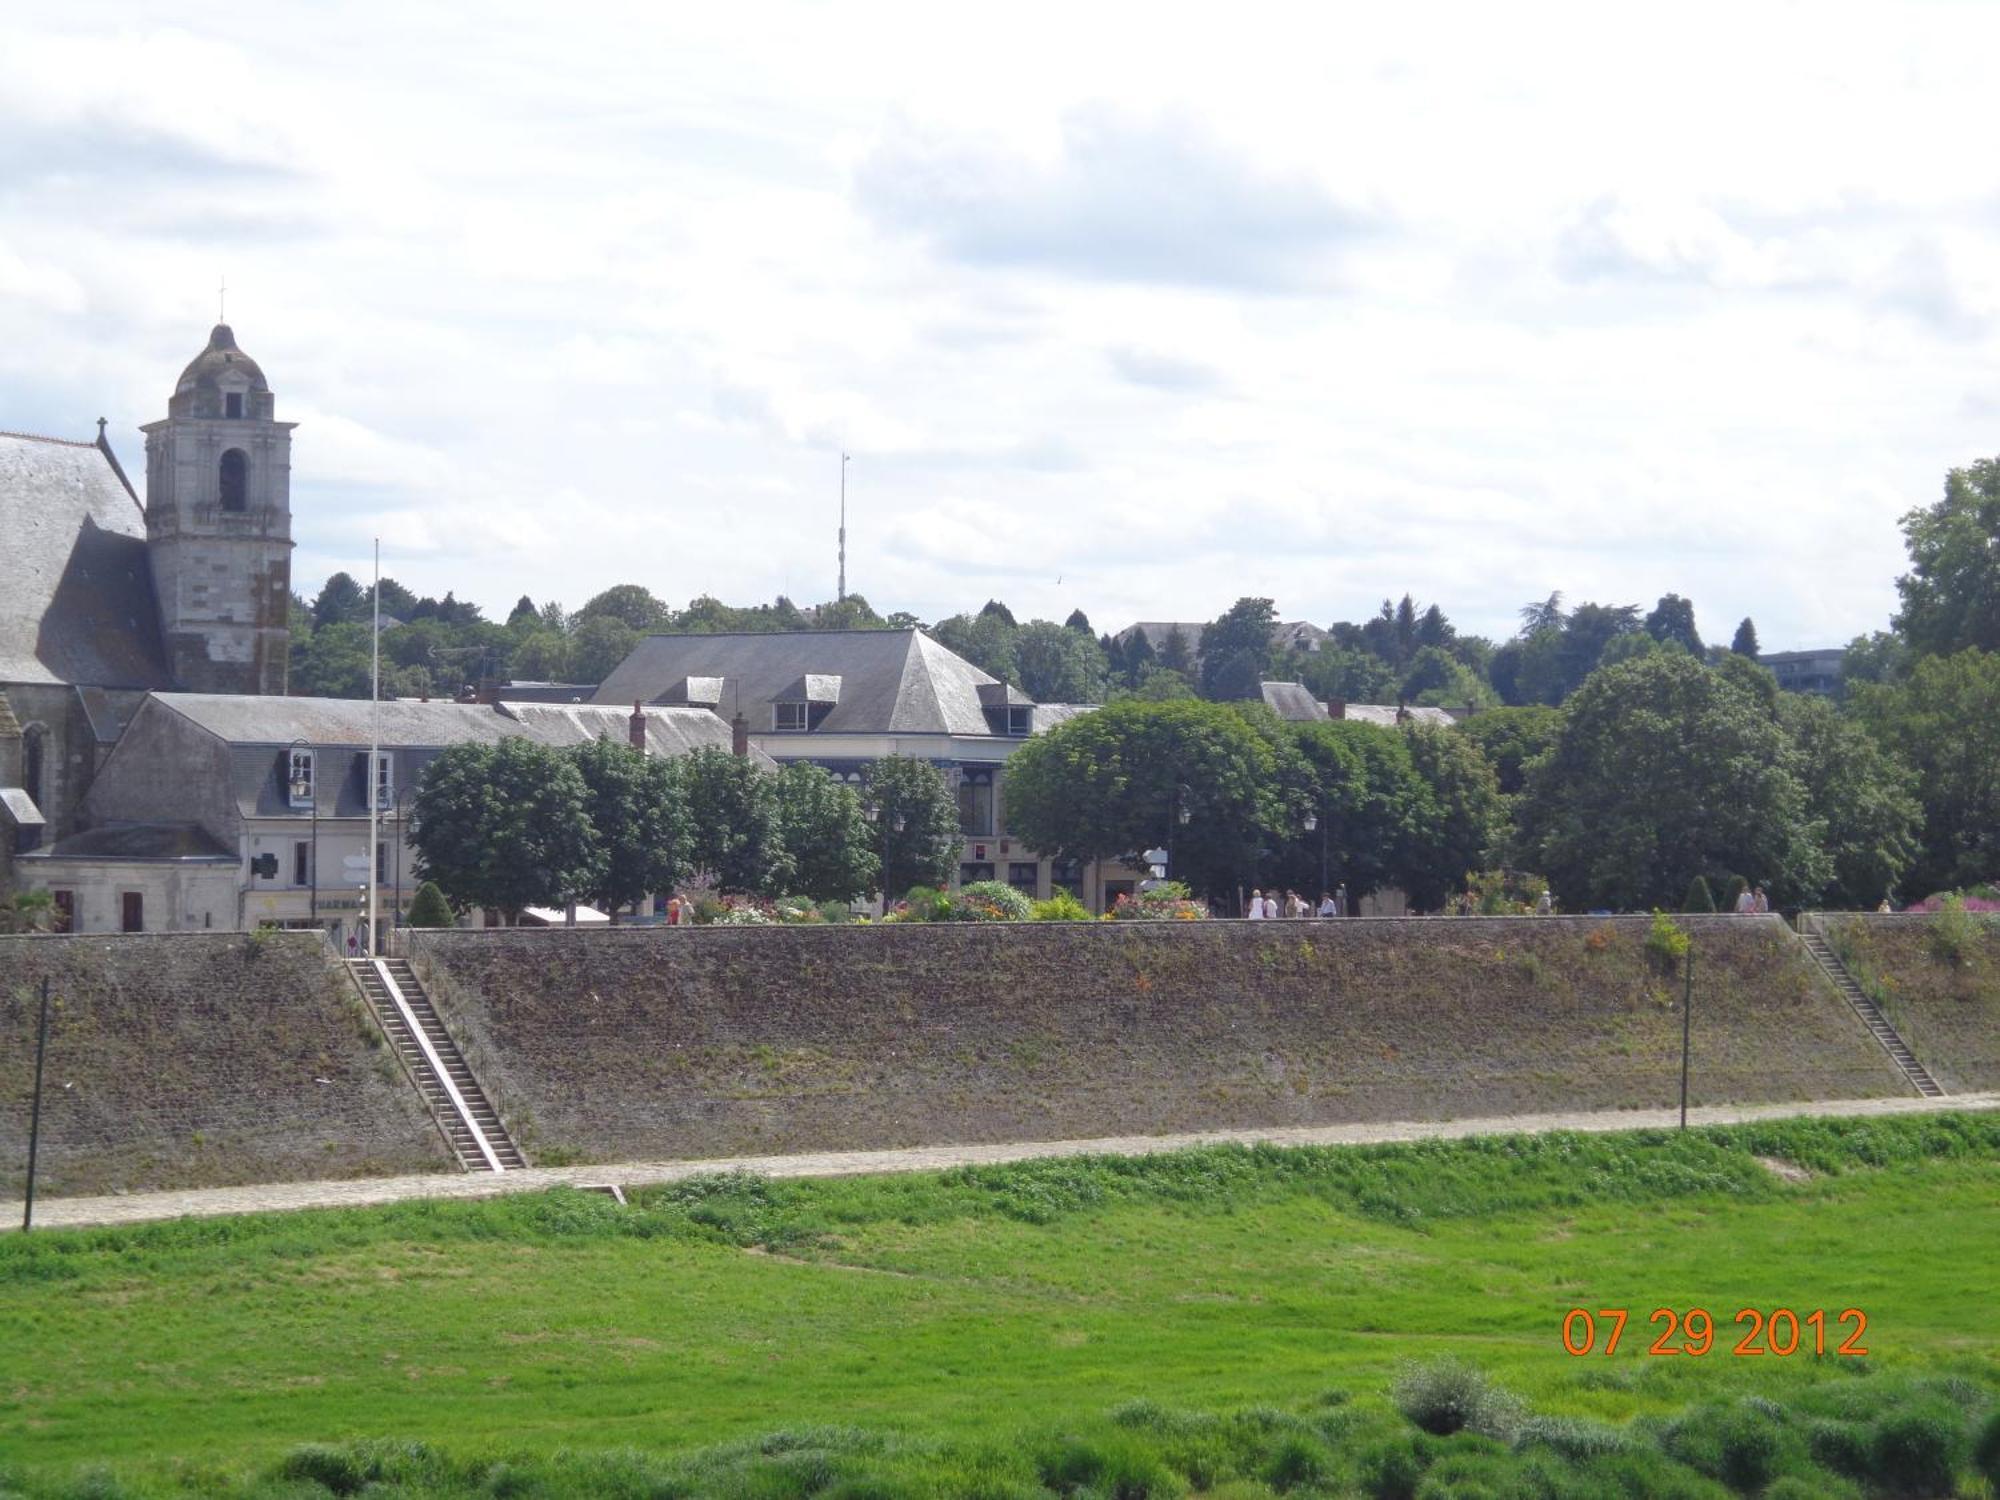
[1560,1307,1868,1357]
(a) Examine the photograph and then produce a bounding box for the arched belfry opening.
[219,448,248,512]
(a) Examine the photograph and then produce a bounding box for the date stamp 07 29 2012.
[1561,1307,1869,1358]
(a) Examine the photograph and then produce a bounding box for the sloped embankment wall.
[1821,913,2000,1093]
[0,933,453,1198]
[410,915,1905,1166]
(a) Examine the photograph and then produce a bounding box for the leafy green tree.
[406,882,455,927]
[289,622,374,697]
[1401,725,1503,909]
[1842,629,1910,690]
[1894,456,2000,656]
[1014,620,1109,702]
[1300,644,1398,704]
[509,631,573,682]
[810,594,886,630]
[1557,603,1643,696]
[1199,597,1277,701]
[1851,648,2000,896]
[1400,646,1495,712]
[772,762,878,902]
[1643,593,1704,656]
[311,572,366,628]
[577,584,669,632]
[1272,720,1428,899]
[1779,695,1921,908]
[505,596,540,631]
[1456,706,1560,798]
[569,615,640,683]
[1157,626,1195,677]
[1126,666,1199,701]
[1514,654,1829,910]
[1596,631,1660,670]
[1064,609,1093,635]
[567,738,691,919]
[978,598,1017,626]
[864,755,961,896]
[1518,592,1566,636]
[1002,699,1282,900]
[1712,651,1780,718]
[678,747,789,894]
[1731,618,1760,657]
[411,739,603,920]
[932,610,1019,685]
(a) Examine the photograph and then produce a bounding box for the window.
[957,768,994,836]
[51,890,74,934]
[294,841,311,887]
[287,748,314,807]
[374,752,393,810]
[1008,862,1039,896]
[22,724,45,809]
[773,702,810,731]
[1006,705,1032,736]
[121,892,144,933]
[959,862,995,886]
[219,448,248,512]
[225,391,244,418]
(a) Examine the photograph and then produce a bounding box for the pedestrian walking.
[1248,888,1266,920]
[1753,885,1770,914]
[1334,882,1349,917]
[1535,889,1553,916]
[1735,884,1757,914]
[1317,891,1337,918]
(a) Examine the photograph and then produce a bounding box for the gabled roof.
[1259,682,1331,722]
[593,629,1022,736]
[0,432,172,689]
[158,693,523,748]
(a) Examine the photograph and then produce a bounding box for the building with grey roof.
[594,628,1118,907]
[1,323,296,897]
[19,693,749,939]
[1255,681,1462,729]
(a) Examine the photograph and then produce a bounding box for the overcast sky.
[5,2,1997,650]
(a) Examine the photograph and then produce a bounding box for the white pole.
[837,451,848,603]
[367,537,380,959]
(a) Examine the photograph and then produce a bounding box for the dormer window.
[374,752,394,809]
[773,701,810,731]
[287,748,315,808]
[1007,705,1032,736]
[225,391,244,418]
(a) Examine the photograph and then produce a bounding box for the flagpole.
[367,537,380,960]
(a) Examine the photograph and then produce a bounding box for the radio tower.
[837,451,850,603]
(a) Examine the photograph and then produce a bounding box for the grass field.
[2,1113,1998,1497]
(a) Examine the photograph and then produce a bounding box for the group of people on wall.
[1245,887,1349,919]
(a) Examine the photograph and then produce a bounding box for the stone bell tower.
[142,324,295,695]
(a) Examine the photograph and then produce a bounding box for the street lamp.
[862,800,907,912]
[1303,808,1328,904]
[286,737,318,928]
[1165,782,1191,884]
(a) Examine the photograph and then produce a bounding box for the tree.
[678,747,789,894]
[1851,649,2000,897]
[932,611,1019,685]
[411,739,603,920]
[1014,620,1109,703]
[1002,699,1282,900]
[406,882,456,928]
[1842,629,1910,690]
[1779,695,1921,908]
[1157,626,1195,677]
[1401,724,1502,910]
[1064,608,1093,635]
[505,596,540,630]
[1271,720,1429,900]
[1456,705,1561,798]
[1731,618,1761,657]
[1894,456,2000,656]
[289,622,374,697]
[772,762,878,902]
[567,738,691,918]
[1514,654,1829,910]
[978,598,1017,627]
[578,585,670,632]
[311,572,366,628]
[1126,666,1199,701]
[1557,603,1642,697]
[864,755,961,897]
[1400,646,1495,712]
[1643,593,1704,656]
[1712,651,1780,718]
[1684,875,1716,913]
[1199,597,1277,701]
[0,887,56,933]
[568,616,640,683]
[1300,644,1398,704]
[510,631,573,682]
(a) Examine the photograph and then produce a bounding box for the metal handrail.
[369,958,504,1172]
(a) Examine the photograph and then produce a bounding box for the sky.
[4,2,1998,652]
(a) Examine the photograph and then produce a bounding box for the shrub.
[1110,882,1208,921]
[1031,892,1093,922]
[1684,875,1716,913]
[1973,1408,2000,1488]
[1807,1420,1871,1479]
[897,886,956,923]
[406,881,455,929]
[1868,1401,1966,1497]
[1392,1360,1519,1440]
[957,881,1034,922]
[1646,910,1691,974]
[1034,1434,1186,1500]
[1512,1416,1629,1461]
[1928,894,1982,968]
[1355,1437,1424,1500]
[1260,1433,1336,1493]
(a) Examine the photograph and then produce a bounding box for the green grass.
[2,1114,1997,1495]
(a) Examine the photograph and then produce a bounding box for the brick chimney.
[731,711,750,757]
[628,701,647,753]
[1327,698,1346,720]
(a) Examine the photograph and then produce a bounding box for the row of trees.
[409,742,961,919]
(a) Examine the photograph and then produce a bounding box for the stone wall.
[1819,912,2000,1092]
[409,915,1907,1166]
[0,932,452,1197]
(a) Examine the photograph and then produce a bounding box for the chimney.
[629,701,647,754]
[1327,698,1346,720]
[731,711,749,758]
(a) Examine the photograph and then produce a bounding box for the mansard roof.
[0,431,172,689]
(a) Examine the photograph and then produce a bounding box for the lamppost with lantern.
[286,737,318,927]
[863,799,906,913]
[1303,806,1327,905]
[1164,781,1191,884]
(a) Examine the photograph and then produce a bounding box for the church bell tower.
[143,324,295,695]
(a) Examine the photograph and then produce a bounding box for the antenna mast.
[838,451,849,603]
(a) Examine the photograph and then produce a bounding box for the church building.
[0,323,295,892]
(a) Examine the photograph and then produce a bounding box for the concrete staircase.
[347,957,527,1171]
[1798,925,1946,1098]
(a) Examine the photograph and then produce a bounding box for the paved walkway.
[9,1091,1996,1233]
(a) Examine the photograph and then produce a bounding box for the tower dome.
[168,324,273,420]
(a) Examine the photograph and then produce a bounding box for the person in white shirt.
[1264,893,1281,919]
[1735,886,1756,914]
[1247,888,1266,919]
[1317,892,1337,918]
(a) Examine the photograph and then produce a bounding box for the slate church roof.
[0,431,171,689]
